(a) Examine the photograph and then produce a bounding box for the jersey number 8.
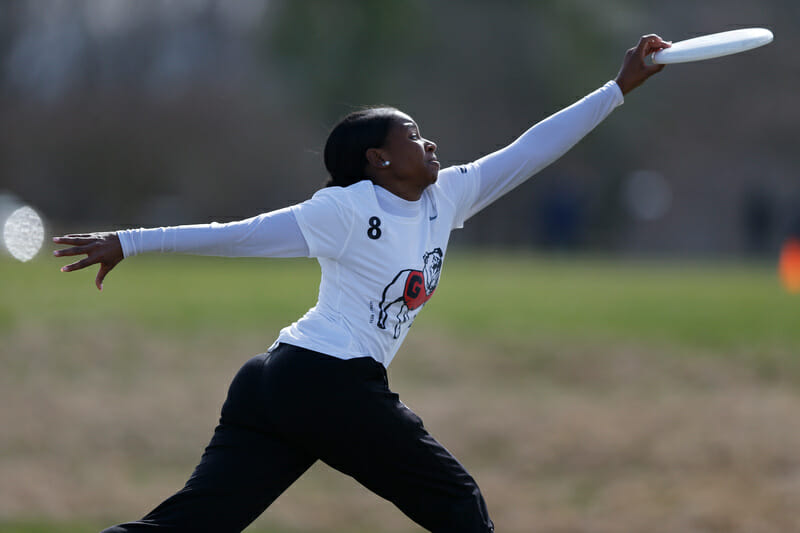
[368,217,382,240]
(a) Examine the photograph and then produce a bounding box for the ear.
[365,148,389,170]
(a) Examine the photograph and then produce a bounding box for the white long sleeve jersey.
[119,81,624,367]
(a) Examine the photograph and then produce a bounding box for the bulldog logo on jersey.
[377,248,443,339]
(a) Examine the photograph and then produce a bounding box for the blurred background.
[1,0,798,256]
[2,1,800,533]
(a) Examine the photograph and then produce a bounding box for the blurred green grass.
[1,253,320,336]
[434,251,799,351]
[3,249,797,351]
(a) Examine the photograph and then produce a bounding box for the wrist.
[614,76,630,95]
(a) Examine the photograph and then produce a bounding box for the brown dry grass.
[2,320,800,532]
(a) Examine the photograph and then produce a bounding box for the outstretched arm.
[444,34,670,223]
[54,207,310,290]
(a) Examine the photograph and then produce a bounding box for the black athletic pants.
[102,343,494,532]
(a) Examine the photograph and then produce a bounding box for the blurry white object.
[3,205,45,261]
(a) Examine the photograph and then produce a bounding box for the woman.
[55,35,670,533]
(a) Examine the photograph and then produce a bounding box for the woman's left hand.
[615,34,671,95]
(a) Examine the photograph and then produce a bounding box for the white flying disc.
[652,28,773,64]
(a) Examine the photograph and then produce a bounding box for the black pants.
[102,344,494,532]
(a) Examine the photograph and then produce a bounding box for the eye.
[410,132,420,140]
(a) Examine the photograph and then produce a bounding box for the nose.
[424,139,437,152]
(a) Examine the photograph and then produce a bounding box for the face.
[379,112,439,193]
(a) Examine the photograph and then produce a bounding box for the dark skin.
[365,113,440,202]
[53,34,670,290]
[614,34,670,95]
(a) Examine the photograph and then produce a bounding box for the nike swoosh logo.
[429,215,438,221]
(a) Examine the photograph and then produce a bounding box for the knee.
[449,490,494,533]
[423,485,494,533]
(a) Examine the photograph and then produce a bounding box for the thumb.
[96,263,112,291]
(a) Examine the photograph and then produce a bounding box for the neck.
[373,184,423,218]
[371,177,424,201]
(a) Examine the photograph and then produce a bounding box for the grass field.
[1,250,799,532]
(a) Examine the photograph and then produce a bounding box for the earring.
[383,161,391,167]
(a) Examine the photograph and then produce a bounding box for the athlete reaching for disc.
[54,35,669,533]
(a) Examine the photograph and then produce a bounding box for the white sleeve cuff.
[608,79,624,104]
[117,229,139,258]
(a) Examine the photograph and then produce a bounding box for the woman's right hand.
[53,232,124,291]
[614,34,671,95]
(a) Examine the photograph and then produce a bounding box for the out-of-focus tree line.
[1,0,798,255]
